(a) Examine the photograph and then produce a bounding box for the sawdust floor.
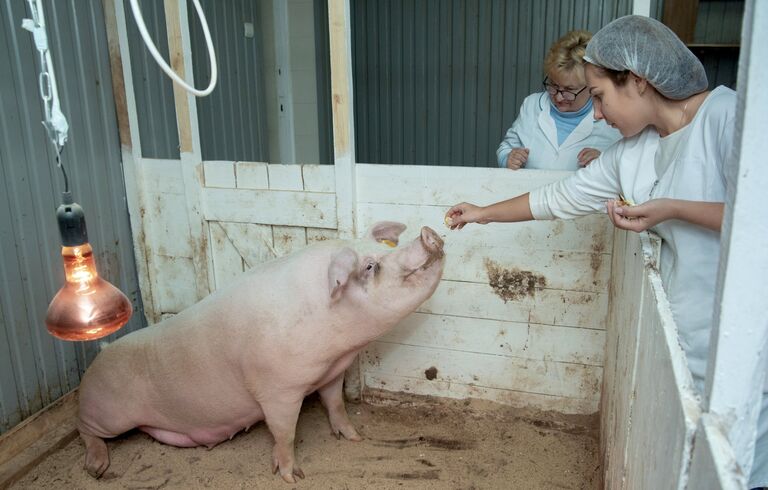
[12,395,600,489]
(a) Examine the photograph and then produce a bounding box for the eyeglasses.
[542,77,587,101]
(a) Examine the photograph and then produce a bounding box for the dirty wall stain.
[484,258,546,303]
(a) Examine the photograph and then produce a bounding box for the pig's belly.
[137,400,265,448]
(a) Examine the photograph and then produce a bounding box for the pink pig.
[77,222,445,483]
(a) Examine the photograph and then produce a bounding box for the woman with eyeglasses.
[451,15,768,487]
[496,30,621,170]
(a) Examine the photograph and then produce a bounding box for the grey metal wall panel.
[692,0,743,91]
[695,0,743,44]
[0,0,145,435]
[351,0,632,166]
[314,0,333,165]
[188,0,269,162]
[124,0,179,159]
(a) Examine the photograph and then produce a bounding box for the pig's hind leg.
[319,373,362,441]
[79,432,110,478]
[261,398,305,483]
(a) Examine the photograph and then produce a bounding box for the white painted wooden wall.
[136,159,611,416]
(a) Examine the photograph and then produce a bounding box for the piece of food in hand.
[380,239,397,247]
[444,215,454,228]
[617,194,635,207]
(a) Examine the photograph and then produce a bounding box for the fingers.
[506,149,529,170]
[606,200,647,233]
[578,148,600,167]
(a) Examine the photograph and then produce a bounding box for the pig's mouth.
[403,226,444,280]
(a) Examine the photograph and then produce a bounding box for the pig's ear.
[328,247,359,301]
[366,221,407,245]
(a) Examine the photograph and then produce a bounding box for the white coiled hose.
[129,0,218,97]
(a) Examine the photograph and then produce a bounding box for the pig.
[77,222,444,483]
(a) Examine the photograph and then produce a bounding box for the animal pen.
[1,0,766,488]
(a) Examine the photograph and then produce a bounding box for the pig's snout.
[420,226,444,255]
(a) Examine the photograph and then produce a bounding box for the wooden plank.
[145,190,193,258]
[141,159,185,194]
[0,390,78,489]
[420,280,608,330]
[219,222,276,269]
[109,0,158,322]
[203,161,236,188]
[209,222,244,290]
[704,1,768,477]
[687,414,747,490]
[235,161,269,190]
[203,188,337,229]
[307,227,338,244]
[268,164,303,191]
[381,312,605,367]
[356,163,573,206]
[600,230,645,488]
[166,0,213,300]
[443,245,610,294]
[164,0,193,153]
[102,0,131,149]
[0,390,77,467]
[623,255,700,490]
[362,342,602,401]
[271,226,307,257]
[302,164,335,193]
[364,373,599,415]
[328,0,359,401]
[152,254,199,314]
[358,202,613,255]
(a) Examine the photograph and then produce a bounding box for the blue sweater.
[550,98,593,146]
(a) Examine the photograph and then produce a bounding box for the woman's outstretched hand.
[444,203,488,230]
[605,198,672,232]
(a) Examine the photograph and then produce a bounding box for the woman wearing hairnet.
[446,15,766,487]
[496,30,621,170]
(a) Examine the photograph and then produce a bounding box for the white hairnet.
[583,15,708,100]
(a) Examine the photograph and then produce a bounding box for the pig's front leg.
[262,398,305,483]
[319,373,362,441]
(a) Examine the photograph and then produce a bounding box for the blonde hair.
[543,30,592,80]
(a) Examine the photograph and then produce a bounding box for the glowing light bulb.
[45,195,132,341]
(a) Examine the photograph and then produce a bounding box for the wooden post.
[104,0,158,323]
[704,0,768,478]
[328,0,360,401]
[164,0,215,298]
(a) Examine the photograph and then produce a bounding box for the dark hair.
[590,65,631,86]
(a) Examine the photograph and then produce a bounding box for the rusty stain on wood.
[484,258,546,303]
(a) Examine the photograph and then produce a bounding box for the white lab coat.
[496,92,621,170]
[528,86,767,487]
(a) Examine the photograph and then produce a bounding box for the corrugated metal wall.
[0,0,144,435]
[189,0,269,162]
[124,0,179,159]
[350,0,632,166]
[691,0,743,90]
[125,0,271,162]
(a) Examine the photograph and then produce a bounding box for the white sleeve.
[496,95,537,167]
[529,142,623,220]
